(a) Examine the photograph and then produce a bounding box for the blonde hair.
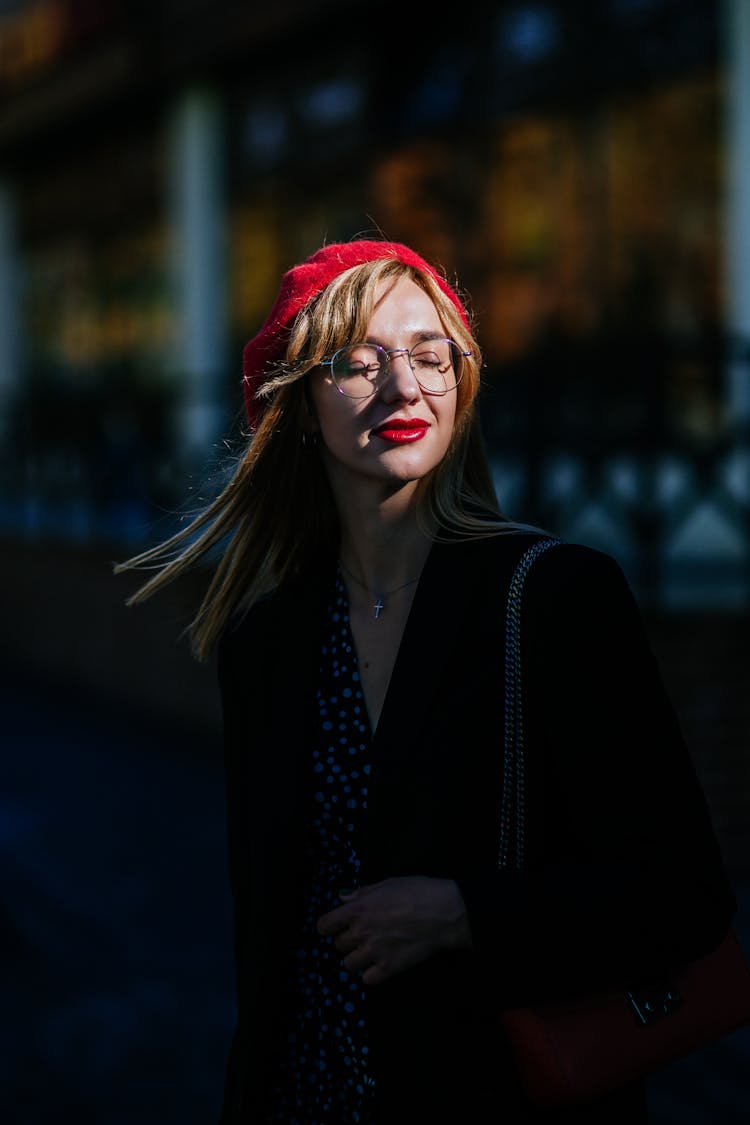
[115,257,532,659]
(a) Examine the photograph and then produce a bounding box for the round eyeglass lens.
[330,340,463,398]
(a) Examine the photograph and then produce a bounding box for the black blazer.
[216,531,736,1124]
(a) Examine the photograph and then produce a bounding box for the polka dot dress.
[265,568,377,1124]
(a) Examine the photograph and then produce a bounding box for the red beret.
[242,239,471,429]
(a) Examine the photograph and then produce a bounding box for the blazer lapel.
[267,559,334,778]
[360,532,537,881]
[374,538,475,749]
[246,557,336,901]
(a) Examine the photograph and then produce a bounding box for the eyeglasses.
[319,339,470,399]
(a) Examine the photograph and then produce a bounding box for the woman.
[117,239,736,1123]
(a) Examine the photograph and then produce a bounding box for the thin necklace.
[339,559,420,620]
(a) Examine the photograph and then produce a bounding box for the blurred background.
[1,0,749,1121]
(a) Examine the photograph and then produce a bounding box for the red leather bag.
[499,541,750,1109]
[500,927,750,1108]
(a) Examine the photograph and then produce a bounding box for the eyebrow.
[365,330,447,347]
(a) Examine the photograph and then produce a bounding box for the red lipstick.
[373,418,430,444]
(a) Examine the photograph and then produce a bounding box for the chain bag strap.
[499,537,562,872]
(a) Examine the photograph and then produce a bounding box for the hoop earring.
[301,431,321,449]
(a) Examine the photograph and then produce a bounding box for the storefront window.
[476,69,723,455]
[18,222,176,542]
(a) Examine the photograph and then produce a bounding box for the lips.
[373,418,430,444]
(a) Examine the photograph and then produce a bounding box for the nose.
[380,349,419,401]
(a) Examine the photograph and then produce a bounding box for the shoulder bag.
[498,538,750,1109]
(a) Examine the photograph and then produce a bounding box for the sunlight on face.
[309,277,458,505]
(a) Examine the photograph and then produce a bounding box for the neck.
[336,487,434,603]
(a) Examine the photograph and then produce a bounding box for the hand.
[316,875,473,986]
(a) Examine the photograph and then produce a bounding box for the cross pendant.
[373,597,384,619]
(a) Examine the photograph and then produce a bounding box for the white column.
[167,88,229,465]
[724,0,750,427]
[0,182,21,439]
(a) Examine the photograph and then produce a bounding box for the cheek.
[310,380,344,436]
[315,396,369,452]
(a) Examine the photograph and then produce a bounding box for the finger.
[342,947,375,975]
[362,961,389,986]
[332,929,358,955]
[316,906,352,936]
